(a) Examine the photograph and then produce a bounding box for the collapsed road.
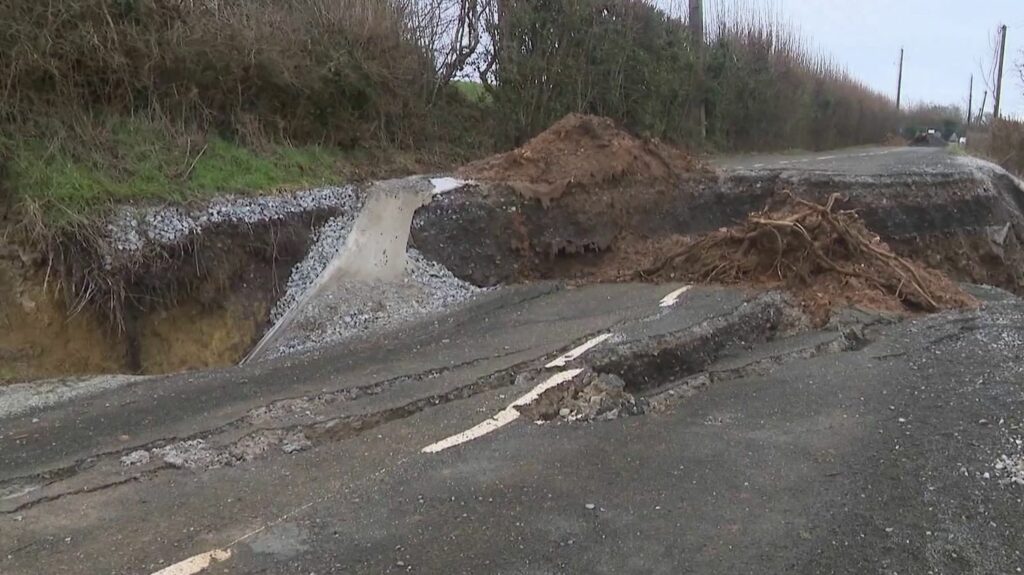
[3,140,1024,574]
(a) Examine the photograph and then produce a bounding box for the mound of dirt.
[632,193,978,324]
[457,114,702,201]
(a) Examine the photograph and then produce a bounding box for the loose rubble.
[267,249,480,359]
[120,430,317,470]
[518,371,648,422]
[994,443,1024,487]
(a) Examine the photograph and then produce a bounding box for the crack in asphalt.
[3,475,143,514]
[0,343,553,512]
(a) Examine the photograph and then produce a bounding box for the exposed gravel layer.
[100,186,362,268]
[268,209,363,324]
[267,247,480,359]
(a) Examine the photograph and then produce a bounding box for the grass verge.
[0,117,438,232]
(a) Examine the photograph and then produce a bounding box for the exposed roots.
[636,192,976,317]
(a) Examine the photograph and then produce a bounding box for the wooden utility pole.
[896,48,904,111]
[967,74,974,128]
[979,90,989,123]
[689,0,706,139]
[994,25,1008,119]
[689,0,704,48]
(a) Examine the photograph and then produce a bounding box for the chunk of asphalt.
[588,291,793,393]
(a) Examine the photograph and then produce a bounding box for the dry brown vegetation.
[0,0,453,146]
[983,119,1024,176]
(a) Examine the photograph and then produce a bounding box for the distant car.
[910,130,948,147]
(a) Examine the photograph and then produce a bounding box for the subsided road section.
[4,147,1024,574]
[3,285,1024,574]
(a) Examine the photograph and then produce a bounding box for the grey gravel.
[154,439,228,470]
[268,250,481,359]
[100,186,362,269]
[120,450,151,468]
[281,432,313,454]
[260,187,482,360]
[994,439,1024,486]
[268,208,363,324]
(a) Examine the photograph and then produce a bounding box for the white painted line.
[659,285,693,307]
[422,369,584,453]
[545,333,613,368]
[149,549,232,575]
[752,163,765,168]
[816,155,837,160]
[430,177,469,195]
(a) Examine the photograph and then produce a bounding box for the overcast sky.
[700,0,1024,118]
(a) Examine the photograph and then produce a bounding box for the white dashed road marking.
[422,368,585,453]
[545,333,612,368]
[149,550,232,575]
[659,285,693,307]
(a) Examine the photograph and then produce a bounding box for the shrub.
[482,0,701,146]
[705,14,899,151]
[985,118,1024,176]
[480,0,900,151]
[0,0,441,147]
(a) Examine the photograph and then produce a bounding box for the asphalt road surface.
[713,145,968,176]
[3,147,1024,575]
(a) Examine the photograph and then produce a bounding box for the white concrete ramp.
[243,176,473,363]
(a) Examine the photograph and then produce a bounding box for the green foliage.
[453,81,490,103]
[486,0,700,145]
[901,104,965,141]
[0,0,497,228]
[484,0,900,151]
[4,117,343,226]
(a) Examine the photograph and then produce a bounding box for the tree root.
[635,192,947,311]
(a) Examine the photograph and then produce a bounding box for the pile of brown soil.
[457,114,702,202]
[630,193,978,323]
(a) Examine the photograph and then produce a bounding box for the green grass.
[453,80,490,103]
[3,117,348,228]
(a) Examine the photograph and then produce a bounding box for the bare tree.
[437,0,483,85]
